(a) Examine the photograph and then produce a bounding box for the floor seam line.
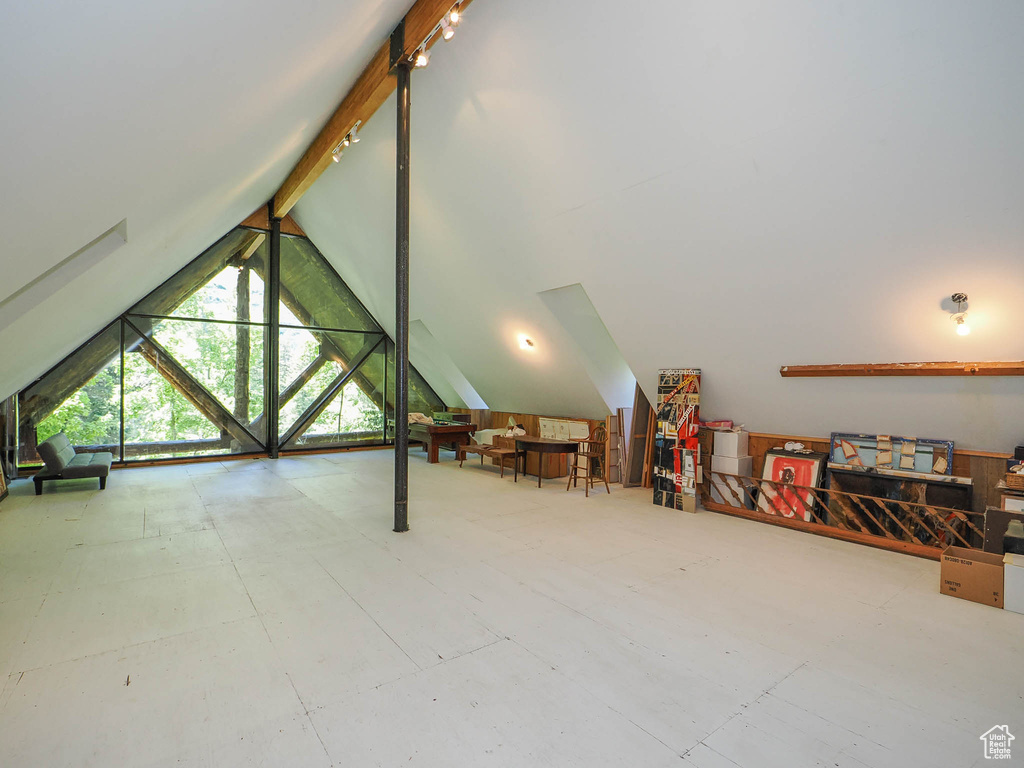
[504,637,682,758]
[315,558,424,673]
[224,544,334,764]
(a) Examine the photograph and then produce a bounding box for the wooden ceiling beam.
[239,207,305,236]
[272,0,473,218]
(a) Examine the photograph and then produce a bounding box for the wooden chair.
[566,425,610,496]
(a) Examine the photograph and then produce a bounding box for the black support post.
[267,207,282,459]
[119,320,125,463]
[394,59,411,533]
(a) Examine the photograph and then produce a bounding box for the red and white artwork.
[757,450,826,522]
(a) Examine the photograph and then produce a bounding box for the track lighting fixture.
[408,4,463,68]
[331,147,343,163]
[350,120,361,143]
[950,292,970,336]
[342,135,350,148]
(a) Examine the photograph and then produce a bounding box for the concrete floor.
[0,448,1020,767]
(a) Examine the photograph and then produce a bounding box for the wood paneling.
[452,407,604,480]
[745,431,1009,516]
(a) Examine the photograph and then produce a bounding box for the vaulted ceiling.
[3,1,1024,449]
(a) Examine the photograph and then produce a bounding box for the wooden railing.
[703,471,985,560]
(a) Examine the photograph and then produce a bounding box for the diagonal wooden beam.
[124,319,263,449]
[280,336,384,447]
[272,0,475,217]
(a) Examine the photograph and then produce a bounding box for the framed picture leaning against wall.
[757,449,828,522]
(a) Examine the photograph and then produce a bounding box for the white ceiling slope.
[0,0,414,400]
[2,1,1024,450]
[295,0,1024,449]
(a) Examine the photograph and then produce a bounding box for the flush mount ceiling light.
[517,334,535,350]
[950,292,970,336]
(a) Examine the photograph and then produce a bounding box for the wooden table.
[514,436,579,487]
[458,444,518,478]
[408,422,477,463]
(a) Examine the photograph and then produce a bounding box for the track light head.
[414,46,429,68]
[350,121,361,143]
[342,135,351,147]
[331,148,342,163]
[449,6,461,26]
[441,19,455,40]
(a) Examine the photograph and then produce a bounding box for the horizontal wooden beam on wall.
[780,361,1024,377]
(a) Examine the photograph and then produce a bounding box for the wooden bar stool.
[566,425,610,496]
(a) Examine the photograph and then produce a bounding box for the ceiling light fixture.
[331,147,343,163]
[950,292,970,336]
[517,334,535,351]
[350,120,361,143]
[409,5,463,68]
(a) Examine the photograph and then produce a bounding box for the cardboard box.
[940,547,1003,608]
[713,429,748,458]
[710,473,754,508]
[711,454,752,476]
[1004,554,1024,615]
[710,455,754,507]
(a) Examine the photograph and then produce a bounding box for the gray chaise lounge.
[34,432,113,495]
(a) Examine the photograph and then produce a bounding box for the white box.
[710,454,754,508]
[1004,554,1024,615]
[711,454,752,476]
[713,429,749,458]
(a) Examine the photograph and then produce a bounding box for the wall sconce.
[517,334,535,350]
[950,292,970,336]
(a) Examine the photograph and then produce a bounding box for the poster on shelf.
[829,432,953,476]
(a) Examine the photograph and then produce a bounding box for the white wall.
[3,0,1023,450]
[296,0,1024,449]
[0,0,414,401]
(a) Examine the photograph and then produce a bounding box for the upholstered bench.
[34,432,113,495]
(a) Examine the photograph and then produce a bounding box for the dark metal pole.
[268,207,282,459]
[119,320,125,463]
[394,59,411,533]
